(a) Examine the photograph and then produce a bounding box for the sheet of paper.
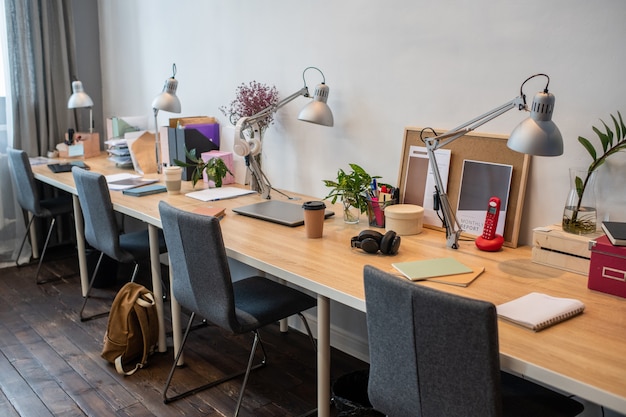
[185,187,255,202]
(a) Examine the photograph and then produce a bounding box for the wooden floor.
[0,249,368,417]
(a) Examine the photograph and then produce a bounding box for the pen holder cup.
[366,197,397,228]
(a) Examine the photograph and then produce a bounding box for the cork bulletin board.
[397,127,531,248]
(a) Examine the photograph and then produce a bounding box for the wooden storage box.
[57,132,100,159]
[531,224,603,275]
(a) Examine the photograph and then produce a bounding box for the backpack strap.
[113,291,156,376]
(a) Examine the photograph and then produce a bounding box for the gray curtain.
[0,0,77,265]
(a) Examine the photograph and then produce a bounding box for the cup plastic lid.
[302,201,326,210]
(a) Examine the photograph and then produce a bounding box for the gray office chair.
[363,265,584,417]
[72,167,167,321]
[8,148,74,284]
[158,201,317,417]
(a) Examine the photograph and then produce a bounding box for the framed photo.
[397,127,530,248]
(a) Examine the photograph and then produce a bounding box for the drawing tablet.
[233,200,334,227]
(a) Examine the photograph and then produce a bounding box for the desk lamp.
[422,73,563,249]
[152,63,182,174]
[67,80,94,134]
[233,66,334,199]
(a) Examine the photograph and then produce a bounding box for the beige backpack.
[101,282,158,375]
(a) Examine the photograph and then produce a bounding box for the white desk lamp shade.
[67,81,93,108]
[508,91,563,156]
[152,78,181,113]
[298,83,334,126]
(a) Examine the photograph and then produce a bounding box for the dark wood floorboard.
[0,249,368,416]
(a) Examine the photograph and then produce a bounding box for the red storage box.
[588,235,626,298]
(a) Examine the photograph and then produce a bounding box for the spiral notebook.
[496,292,585,331]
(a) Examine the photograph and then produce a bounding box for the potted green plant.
[562,111,626,234]
[174,148,233,188]
[323,163,381,224]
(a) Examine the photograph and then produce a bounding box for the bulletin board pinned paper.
[397,127,530,248]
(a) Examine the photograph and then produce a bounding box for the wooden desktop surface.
[33,155,626,412]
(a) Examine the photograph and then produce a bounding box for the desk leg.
[317,295,331,417]
[149,225,166,353]
[169,258,184,366]
[72,195,89,297]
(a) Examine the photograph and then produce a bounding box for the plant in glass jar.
[323,163,381,224]
[562,111,626,234]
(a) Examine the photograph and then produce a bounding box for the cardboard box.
[56,132,100,159]
[167,127,219,180]
[531,224,603,275]
[201,150,235,186]
[588,235,626,298]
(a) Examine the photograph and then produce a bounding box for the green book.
[392,257,473,281]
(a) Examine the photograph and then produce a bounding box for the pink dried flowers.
[220,81,279,133]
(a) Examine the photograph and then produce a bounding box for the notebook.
[47,161,90,173]
[233,200,335,227]
[601,221,626,246]
[496,292,585,331]
[122,184,167,197]
[392,257,474,281]
[185,187,255,202]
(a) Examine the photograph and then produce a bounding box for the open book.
[496,292,585,331]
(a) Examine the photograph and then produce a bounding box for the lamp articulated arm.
[423,96,526,249]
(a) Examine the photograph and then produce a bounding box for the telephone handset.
[475,196,504,252]
[481,197,501,240]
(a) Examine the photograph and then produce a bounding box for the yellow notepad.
[496,292,585,331]
[392,257,473,281]
[427,266,485,287]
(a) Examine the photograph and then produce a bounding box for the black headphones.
[351,229,401,255]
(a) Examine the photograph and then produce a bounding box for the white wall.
[97,2,625,414]
[98,0,626,246]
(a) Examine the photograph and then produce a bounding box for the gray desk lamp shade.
[298,82,334,126]
[151,76,181,113]
[68,80,94,133]
[507,90,563,156]
[67,80,94,108]
[152,64,182,174]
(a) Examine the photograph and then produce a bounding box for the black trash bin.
[332,369,385,417]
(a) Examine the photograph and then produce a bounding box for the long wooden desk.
[33,155,626,415]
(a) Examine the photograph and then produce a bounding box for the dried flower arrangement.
[219,81,279,134]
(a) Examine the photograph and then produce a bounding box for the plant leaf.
[578,136,597,161]
[611,113,622,143]
[575,175,584,199]
[593,124,611,153]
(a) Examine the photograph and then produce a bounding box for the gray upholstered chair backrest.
[72,167,134,264]
[8,148,43,215]
[364,265,503,417]
[158,201,240,332]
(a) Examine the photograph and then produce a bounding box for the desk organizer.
[588,235,626,298]
[57,132,100,159]
[532,224,603,275]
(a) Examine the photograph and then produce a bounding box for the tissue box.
[531,224,603,275]
[588,235,626,298]
[201,151,235,186]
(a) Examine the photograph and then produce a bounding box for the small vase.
[342,200,360,224]
[562,168,597,234]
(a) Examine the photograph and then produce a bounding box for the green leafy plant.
[323,163,381,214]
[563,111,626,232]
[174,148,233,188]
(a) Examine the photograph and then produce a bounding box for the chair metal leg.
[35,218,61,285]
[298,312,317,354]
[163,313,267,412]
[80,256,139,322]
[15,216,35,267]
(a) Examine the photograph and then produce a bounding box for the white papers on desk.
[105,173,158,191]
[186,187,255,202]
